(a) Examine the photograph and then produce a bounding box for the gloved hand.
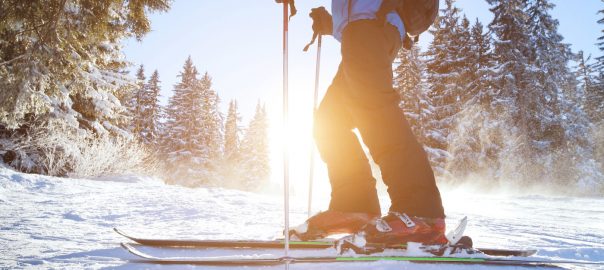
[309,6,332,36]
[304,7,332,51]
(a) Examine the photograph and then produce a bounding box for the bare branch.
[0,54,26,66]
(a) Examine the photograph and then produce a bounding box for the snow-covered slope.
[1,167,602,269]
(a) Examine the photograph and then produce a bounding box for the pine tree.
[445,19,500,179]
[576,51,601,161]
[0,0,170,174]
[423,0,468,175]
[464,19,496,106]
[590,4,604,123]
[486,0,537,181]
[0,0,170,130]
[575,51,594,110]
[587,2,604,188]
[240,103,270,190]
[487,0,533,118]
[525,0,571,151]
[394,45,448,174]
[128,64,147,137]
[198,72,224,163]
[162,57,209,182]
[224,100,242,162]
[556,76,600,189]
[161,59,224,185]
[596,1,604,73]
[395,45,424,138]
[142,70,162,146]
[454,15,474,105]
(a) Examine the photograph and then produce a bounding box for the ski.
[121,242,596,267]
[115,227,536,257]
[114,227,333,249]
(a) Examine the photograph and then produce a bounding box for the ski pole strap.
[303,32,319,52]
[289,0,297,19]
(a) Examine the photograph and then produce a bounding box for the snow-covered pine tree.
[588,3,604,188]
[577,52,603,178]
[0,0,169,175]
[395,45,424,139]
[240,103,270,191]
[127,65,147,138]
[525,0,601,188]
[198,72,224,164]
[162,57,210,184]
[224,100,242,162]
[423,0,469,176]
[142,70,162,146]
[126,66,162,146]
[467,19,496,108]
[555,72,602,191]
[0,1,169,131]
[454,15,474,105]
[445,18,501,179]
[394,45,448,175]
[575,51,595,112]
[525,0,571,152]
[487,0,538,182]
[218,99,244,188]
[590,4,604,123]
[596,1,604,72]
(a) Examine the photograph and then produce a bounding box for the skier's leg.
[289,65,381,240]
[341,20,444,218]
[313,65,381,215]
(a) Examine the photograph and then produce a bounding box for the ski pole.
[308,35,322,218]
[281,0,291,258]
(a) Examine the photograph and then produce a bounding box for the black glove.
[304,6,332,51]
[309,6,332,36]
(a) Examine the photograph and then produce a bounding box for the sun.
[266,84,333,211]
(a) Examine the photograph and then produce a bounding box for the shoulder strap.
[377,0,402,25]
[347,0,352,24]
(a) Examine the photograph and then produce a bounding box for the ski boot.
[364,212,448,245]
[289,210,379,241]
[336,212,450,255]
[336,213,477,256]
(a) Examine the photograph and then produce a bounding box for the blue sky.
[122,0,602,191]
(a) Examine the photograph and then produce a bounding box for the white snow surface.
[1,167,603,270]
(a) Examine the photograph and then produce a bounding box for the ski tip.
[120,242,136,255]
[114,227,126,237]
[121,242,155,260]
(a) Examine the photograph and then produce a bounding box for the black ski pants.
[314,20,445,218]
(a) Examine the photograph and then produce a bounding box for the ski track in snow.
[0,167,602,270]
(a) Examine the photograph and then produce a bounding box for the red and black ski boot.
[289,210,379,240]
[363,212,448,245]
[335,212,448,255]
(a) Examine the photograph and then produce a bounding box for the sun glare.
[267,83,333,211]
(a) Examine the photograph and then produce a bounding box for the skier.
[292,0,447,245]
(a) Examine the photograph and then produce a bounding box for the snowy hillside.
[1,167,602,269]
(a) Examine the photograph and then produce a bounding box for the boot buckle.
[375,218,392,232]
[393,212,416,228]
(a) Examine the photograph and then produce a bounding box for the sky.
[122,0,603,195]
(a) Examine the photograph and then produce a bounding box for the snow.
[1,166,603,269]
